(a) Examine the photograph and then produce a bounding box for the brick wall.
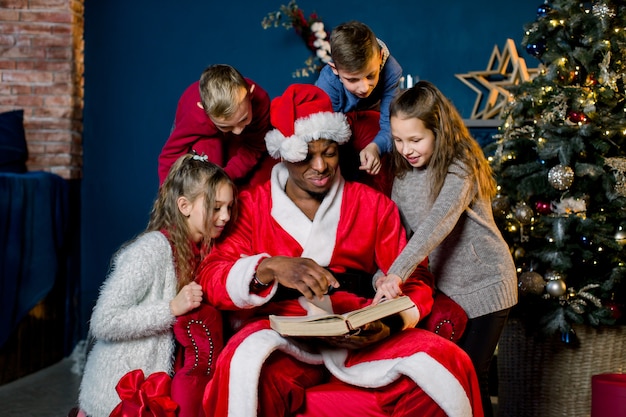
[0,0,84,179]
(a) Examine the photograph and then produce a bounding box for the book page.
[269,296,415,337]
[344,296,414,329]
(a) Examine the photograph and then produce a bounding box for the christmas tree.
[488,0,626,340]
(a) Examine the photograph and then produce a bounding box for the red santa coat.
[198,164,483,417]
[157,78,271,185]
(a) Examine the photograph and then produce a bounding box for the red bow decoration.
[109,369,178,417]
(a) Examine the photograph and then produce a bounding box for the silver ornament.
[546,279,567,297]
[548,164,574,190]
[514,202,534,225]
[593,3,616,19]
[518,271,545,295]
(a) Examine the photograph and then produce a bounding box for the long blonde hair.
[390,80,496,202]
[147,154,236,290]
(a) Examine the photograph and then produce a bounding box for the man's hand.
[313,320,391,349]
[170,282,203,316]
[256,256,340,300]
[373,273,403,304]
[359,142,382,175]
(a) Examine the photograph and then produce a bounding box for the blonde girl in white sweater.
[78,153,235,417]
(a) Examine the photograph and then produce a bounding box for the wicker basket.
[497,319,626,417]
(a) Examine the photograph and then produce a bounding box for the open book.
[269,296,415,337]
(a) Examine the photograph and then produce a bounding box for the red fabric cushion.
[419,292,468,343]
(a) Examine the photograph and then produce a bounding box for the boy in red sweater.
[158,64,274,187]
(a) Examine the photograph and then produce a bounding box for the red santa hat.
[265,84,351,162]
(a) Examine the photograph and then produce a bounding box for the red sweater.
[157,78,270,184]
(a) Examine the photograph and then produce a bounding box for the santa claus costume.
[197,84,483,417]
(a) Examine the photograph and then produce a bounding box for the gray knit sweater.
[79,231,178,417]
[388,161,518,318]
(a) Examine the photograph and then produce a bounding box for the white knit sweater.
[78,231,178,417]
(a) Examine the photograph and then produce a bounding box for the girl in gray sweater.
[78,154,235,417]
[378,81,517,417]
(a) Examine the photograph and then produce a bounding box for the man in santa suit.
[198,84,483,417]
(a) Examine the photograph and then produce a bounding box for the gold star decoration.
[455,39,541,120]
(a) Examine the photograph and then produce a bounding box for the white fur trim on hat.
[265,111,351,162]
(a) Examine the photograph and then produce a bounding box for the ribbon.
[109,369,178,417]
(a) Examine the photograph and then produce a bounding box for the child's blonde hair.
[329,21,379,73]
[148,153,236,289]
[198,64,249,120]
[390,81,496,203]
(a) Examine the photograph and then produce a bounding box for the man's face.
[209,87,252,135]
[331,49,382,99]
[284,139,339,198]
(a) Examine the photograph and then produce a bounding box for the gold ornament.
[492,194,510,218]
[548,164,574,190]
[518,271,545,295]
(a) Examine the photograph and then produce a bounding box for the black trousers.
[457,308,511,417]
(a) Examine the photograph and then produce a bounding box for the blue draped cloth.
[0,171,69,348]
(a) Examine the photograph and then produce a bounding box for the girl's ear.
[177,196,191,217]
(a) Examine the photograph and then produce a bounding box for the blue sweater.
[315,40,402,154]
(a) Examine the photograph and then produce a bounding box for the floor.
[0,357,80,417]
[0,355,498,417]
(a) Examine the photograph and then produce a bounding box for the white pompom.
[280,136,309,162]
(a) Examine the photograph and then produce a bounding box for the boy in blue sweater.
[315,20,402,194]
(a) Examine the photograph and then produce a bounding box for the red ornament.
[605,300,623,321]
[535,200,552,215]
[568,111,588,124]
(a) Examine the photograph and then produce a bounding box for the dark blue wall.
[81,0,539,333]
